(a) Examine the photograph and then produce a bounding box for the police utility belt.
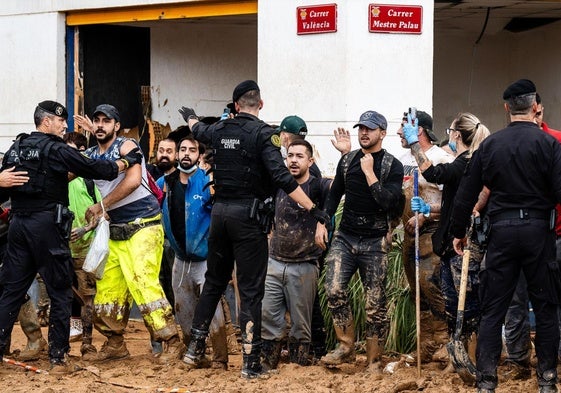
[490,208,555,229]
[109,215,161,241]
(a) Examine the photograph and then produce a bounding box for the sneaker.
[181,353,211,369]
[69,318,83,343]
[17,337,48,361]
[241,365,270,380]
[94,339,130,362]
[157,337,186,364]
[80,343,97,361]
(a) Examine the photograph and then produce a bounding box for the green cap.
[279,115,307,136]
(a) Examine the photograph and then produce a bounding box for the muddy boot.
[94,334,130,362]
[158,335,186,364]
[241,341,269,379]
[80,343,97,361]
[17,300,47,362]
[321,319,356,366]
[261,339,282,371]
[294,342,312,366]
[365,336,383,375]
[182,328,211,369]
[49,355,80,375]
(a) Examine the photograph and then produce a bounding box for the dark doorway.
[80,24,150,150]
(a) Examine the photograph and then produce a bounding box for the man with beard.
[157,135,229,369]
[147,138,177,181]
[261,139,332,370]
[84,104,184,364]
[396,110,453,363]
[0,101,137,374]
[316,111,403,373]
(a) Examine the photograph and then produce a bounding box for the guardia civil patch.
[271,134,281,148]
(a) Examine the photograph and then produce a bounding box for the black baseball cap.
[93,104,121,122]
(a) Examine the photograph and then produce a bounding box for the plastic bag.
[83,216,110,279]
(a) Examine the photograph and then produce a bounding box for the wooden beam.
[66,1,257,26]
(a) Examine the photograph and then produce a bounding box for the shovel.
[446,249,477,384]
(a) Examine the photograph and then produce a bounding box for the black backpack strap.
[379,149,394,185]
[342,149,360,184]
[84,178,97,204]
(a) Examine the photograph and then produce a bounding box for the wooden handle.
[457,250,471,312]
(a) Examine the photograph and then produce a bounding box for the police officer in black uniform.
[179,80,330,378]
[450,80,561,393]
[0,100,142,374]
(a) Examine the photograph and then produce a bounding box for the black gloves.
[179,106,198,123]
[121,147,143,168]
[310,205,332,231]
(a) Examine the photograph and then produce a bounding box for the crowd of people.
[0,78,559,393]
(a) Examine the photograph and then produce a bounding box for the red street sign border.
[297,3,338,35]
[368,3,423,34]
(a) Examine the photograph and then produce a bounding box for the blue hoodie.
[157,169,211,261]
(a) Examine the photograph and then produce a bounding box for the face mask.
[448,139,457,153]
[280,145,288,159]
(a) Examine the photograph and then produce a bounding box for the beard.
[157,160,175,171]
[179,160,196,171]
[95,129,115,144]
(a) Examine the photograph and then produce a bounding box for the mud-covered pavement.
[0,320,546,392]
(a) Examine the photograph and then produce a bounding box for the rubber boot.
[320,319,356,366]
[241,341,269,379]
[310,293,327,360]
[17,299,47,361]
[182,328,211,369]
[261,339,282,371]
[365,336,383,375]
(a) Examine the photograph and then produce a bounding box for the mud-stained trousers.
[440,244,481,338]
[172,257,228,363]
[94,221,178,341]
[73,256,96,347]
[261,257,319,343]
[324,230,388,341]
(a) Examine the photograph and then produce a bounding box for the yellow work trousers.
[94,221,177,341]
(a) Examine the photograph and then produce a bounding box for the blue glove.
[411,196,430,217]
[402,114,419,145]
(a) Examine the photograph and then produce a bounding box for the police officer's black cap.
[93,104,121,123]
[232,80,260,103]
[37,100,68,120]
[502,79,536,100]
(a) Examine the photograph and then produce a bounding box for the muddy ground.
[0,320,546,392]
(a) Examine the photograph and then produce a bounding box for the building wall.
[434,19,561,138]
[0,12,66,151]
[259,0,435,175]
[150,22,257,128]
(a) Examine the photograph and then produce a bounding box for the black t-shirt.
[326,149,404,237]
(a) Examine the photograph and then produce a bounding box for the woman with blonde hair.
[405,112,490,342]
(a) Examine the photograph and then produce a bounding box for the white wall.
[259,0,434,175]
[433,19,561,137]
[150,22,257,127]
[0,12,66,152]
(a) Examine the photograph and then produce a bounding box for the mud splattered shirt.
[269,176,331,263]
